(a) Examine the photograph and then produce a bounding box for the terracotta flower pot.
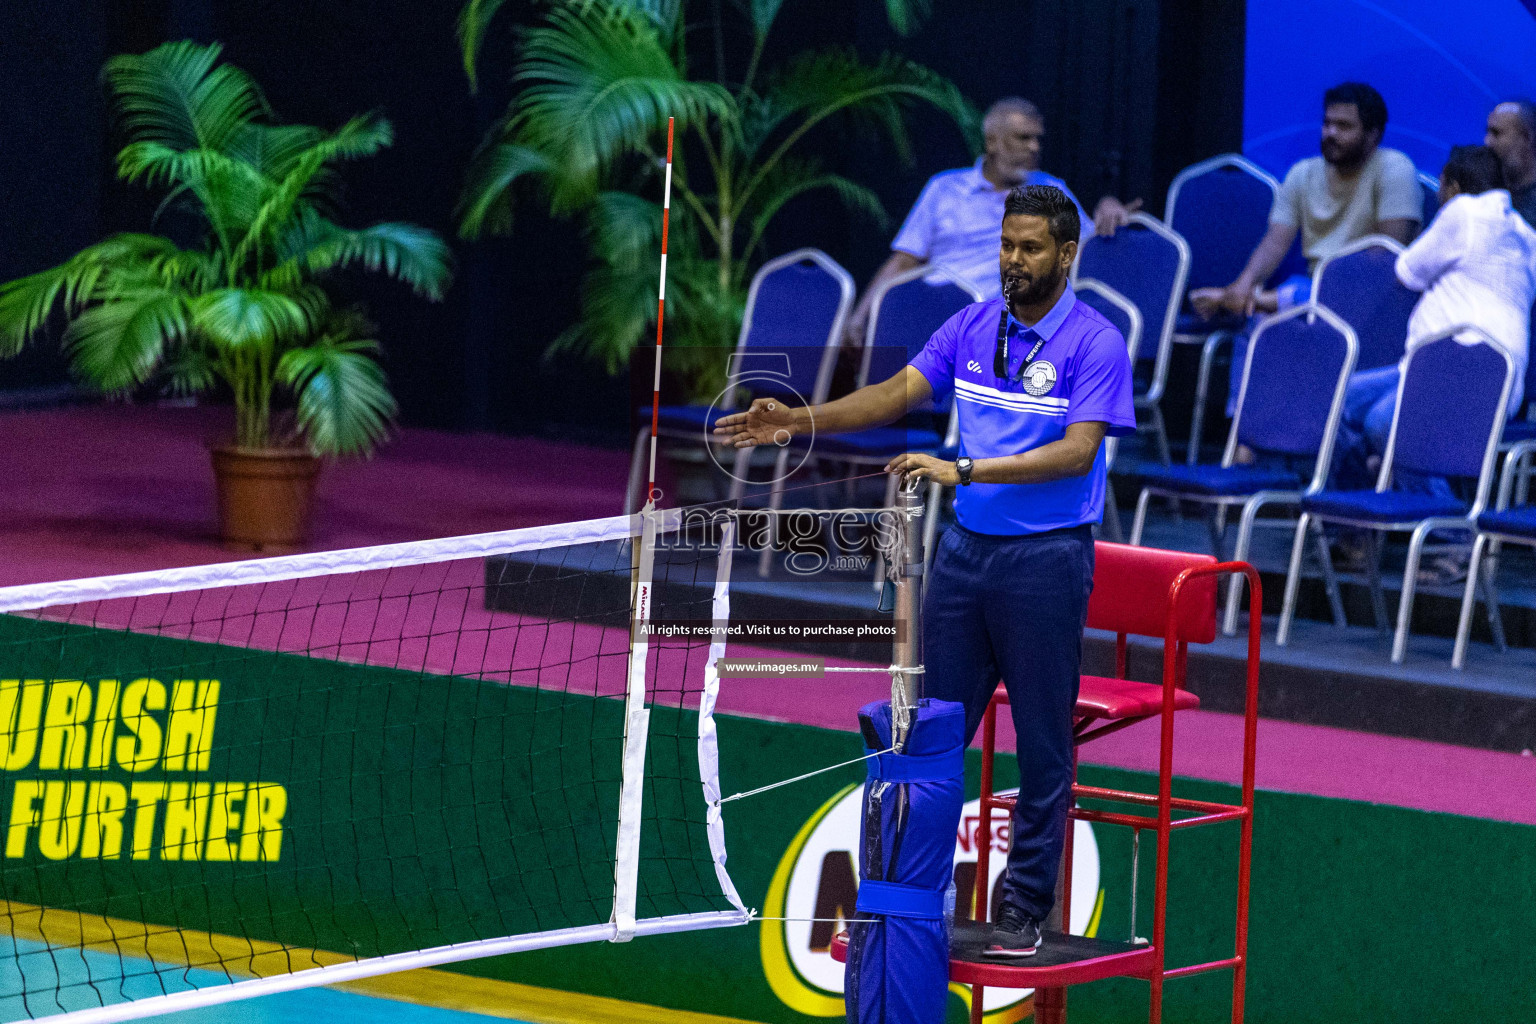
[210,446,322,551]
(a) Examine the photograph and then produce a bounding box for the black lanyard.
[992,305,1046,384]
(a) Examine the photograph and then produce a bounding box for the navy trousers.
[922,522,1095,923]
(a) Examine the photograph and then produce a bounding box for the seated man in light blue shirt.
[842,98,1093,344]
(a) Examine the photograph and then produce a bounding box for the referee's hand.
[886,452,958,485]
[712,398,797,449]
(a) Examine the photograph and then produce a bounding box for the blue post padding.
[865,747,964,783]
[854,880,947,918]
[844,699,966,1024]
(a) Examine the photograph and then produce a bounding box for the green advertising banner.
[2,607,1534,1024]
[495,714,1536,1024]
[0,608,723,976]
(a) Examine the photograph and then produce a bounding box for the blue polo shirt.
[909,285,1136,535]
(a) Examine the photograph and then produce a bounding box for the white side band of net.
[699,516,747,915]
[611,510,659,942]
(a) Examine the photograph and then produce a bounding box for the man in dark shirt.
[1486,99,1536,228]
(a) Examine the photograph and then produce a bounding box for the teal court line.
[0,940,531,1024]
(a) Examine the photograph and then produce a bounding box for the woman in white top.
[1339,147,1536,476]
[1333,146,1536,580]
[1396,150,1536,413]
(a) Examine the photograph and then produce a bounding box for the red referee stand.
[834,542,1262,1024]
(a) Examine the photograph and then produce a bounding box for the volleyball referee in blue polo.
[716,184,1135,957]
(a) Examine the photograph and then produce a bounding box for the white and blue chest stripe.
[954,376,1070,417]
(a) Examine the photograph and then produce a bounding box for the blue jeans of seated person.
[1331,366,1498,554]
[1335,362,1525,497]
[1224,275,1314,417]
[1333,365,1455,498]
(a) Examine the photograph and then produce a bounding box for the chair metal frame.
[624,247,853,514]
[1130,304,1357,635]
[1495,302,1536,460]
[1452,438,1536,669]
[1072,213,1190,466]
[965,544,1261,1024]
[1075,278,1148,366]
[1166,155,1283,468]
[1163,153,1282,232]
[854,262,986,393]
[1276,325,1515,663]
[1307,233,1405,299]
[1306,234,1407,373]
[864,264,984,578]
[1189,234,1411,467]
[1075,278,1145,542]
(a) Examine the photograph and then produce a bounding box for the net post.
[890,478,925,753]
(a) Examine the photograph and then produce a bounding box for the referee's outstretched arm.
[711,365,933,448]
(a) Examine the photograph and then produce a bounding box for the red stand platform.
[833,542,1261,1024]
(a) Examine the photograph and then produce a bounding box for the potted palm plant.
[0,41,453,549]
[455,0,977,392]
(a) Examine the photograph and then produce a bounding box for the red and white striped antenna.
[643,116,675,512]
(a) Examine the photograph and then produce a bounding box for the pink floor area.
[5,404,1533,828]
[1075,710,1536,827]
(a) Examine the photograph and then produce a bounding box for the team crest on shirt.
[1023,360,1057,396]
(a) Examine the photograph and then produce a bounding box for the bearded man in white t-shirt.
[1189,82,1425,424]
[1192,82,1423,320]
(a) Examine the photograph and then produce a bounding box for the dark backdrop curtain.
[0,0,1243,440]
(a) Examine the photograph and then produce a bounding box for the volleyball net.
[0,508,764,1023]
